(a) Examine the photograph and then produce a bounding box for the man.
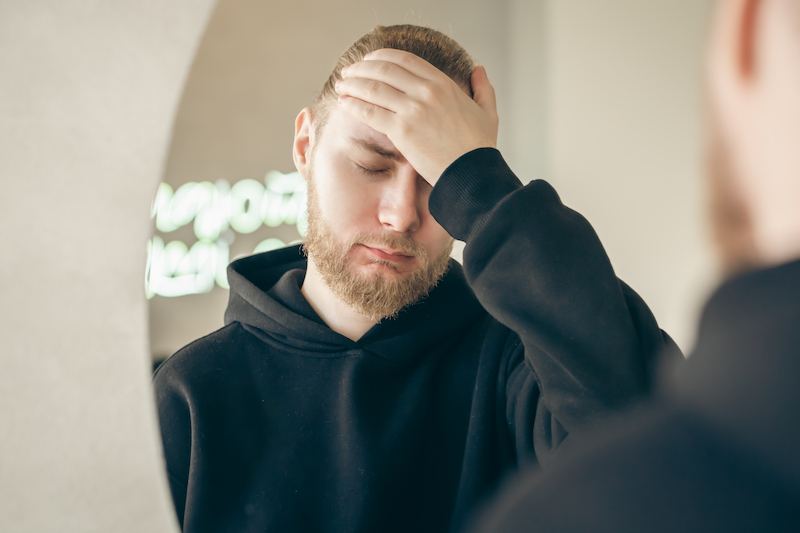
[472,1,800,531]
[154,25,675,533]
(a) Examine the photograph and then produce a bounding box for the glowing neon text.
[146,171,306,298]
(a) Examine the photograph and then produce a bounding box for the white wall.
[0,1,214,531]
[546,0,717,351]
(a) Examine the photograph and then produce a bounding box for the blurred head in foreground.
[707,0,800,275]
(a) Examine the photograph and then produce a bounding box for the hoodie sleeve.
[429,147,678,467]
[152,360,192,529]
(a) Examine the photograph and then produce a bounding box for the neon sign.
[146,171,307,298]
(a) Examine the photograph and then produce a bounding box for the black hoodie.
[471,258,800,533]
[154,148,676,533]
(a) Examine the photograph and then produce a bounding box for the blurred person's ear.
[736,0,760,81]
[706,0,761,136]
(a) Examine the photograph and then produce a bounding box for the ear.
[710,0,763,87]
[736,0,761,81]
[293,107,315,180]
[707,0,767,143]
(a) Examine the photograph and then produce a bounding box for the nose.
[377,169,422,234]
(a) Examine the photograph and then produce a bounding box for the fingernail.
[341,66,349,76]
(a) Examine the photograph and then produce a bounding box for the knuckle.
[397,119,413,137]
[366,80,382,98]
[419,82,438,103]
[376,61,393,77]
[362,104,376,120]
[398,52,415,66]
[407,100,426,119]
[407,100,424,116]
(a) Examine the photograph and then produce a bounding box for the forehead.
[317,107,400,155]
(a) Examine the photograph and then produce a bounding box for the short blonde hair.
[312,24,475,135]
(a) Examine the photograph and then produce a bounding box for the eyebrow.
[349,137,401,161]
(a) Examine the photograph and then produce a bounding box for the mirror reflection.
[148,0,544,363]
[148,1,711,532]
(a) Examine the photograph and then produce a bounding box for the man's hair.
[312,24,476,136]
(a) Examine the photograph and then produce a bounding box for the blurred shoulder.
[475,403,796,533]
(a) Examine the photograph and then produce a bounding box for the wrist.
[429,148,522,242]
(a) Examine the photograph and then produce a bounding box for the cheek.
[420,213,454,255]
[315,159,377,229]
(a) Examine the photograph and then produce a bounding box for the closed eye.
[355,163,390,176]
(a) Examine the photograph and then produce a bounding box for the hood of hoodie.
[224,244,486,366]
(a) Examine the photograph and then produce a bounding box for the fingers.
[336,94,395,133]
[335,76,407,113]
[361,48,444,80]
[471,66,498,122]
[341,58,421,91]
[339,49,471,117]
[340,56,445,106]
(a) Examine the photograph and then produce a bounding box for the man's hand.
[335,48,498,186]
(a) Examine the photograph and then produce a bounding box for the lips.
[360,244,415,262]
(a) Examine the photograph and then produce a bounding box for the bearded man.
[154,24,676,533]
[471,1,800,532]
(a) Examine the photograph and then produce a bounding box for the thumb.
[471,66,497,118]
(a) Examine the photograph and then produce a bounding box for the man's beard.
[707,113,759,277]
[302,174,453,323]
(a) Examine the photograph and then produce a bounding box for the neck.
[300,257,377,342]
[747,160,800,269]
[753,205,800,269]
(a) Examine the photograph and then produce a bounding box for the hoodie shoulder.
[153,322,250,388]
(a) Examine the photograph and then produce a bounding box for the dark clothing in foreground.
[474,259,800,533]
[153,148,675,533]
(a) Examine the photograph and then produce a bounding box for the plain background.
[1,1,714,531]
